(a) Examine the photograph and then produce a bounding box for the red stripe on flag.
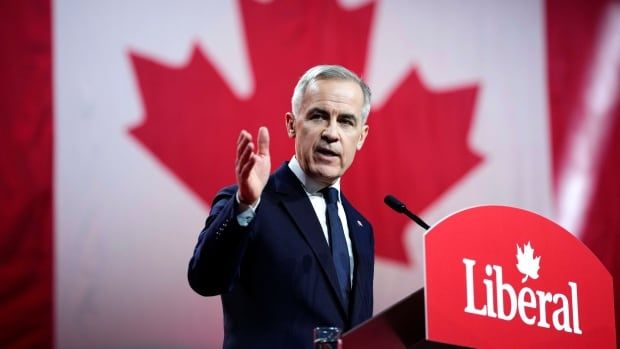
[0,0,53,347]
[546,0,620,336]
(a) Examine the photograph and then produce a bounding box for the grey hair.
[291,65,372,122]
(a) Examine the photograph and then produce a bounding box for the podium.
[341,206,616,348]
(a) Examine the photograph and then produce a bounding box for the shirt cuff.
[235,191,260,227]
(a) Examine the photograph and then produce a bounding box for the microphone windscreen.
[384,194,406,213]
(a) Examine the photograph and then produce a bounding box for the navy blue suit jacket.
[188,163,374,349]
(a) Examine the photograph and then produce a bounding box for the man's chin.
[309,166,342,184]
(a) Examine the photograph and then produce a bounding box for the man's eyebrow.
[305,108,359,122]
[306,107,328,115]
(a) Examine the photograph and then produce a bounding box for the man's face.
[286,79,369,185]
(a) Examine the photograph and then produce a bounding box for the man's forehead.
[301,80,363,111]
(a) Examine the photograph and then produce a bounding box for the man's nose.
[321,121,339,142]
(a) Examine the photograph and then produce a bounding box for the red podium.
[342,206,616,348]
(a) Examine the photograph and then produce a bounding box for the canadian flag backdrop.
[1,0,619,348]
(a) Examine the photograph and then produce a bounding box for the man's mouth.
[316,147,339,157]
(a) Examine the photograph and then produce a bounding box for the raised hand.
[235,127,271,205]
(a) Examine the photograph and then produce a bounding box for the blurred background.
[1,0,619,347]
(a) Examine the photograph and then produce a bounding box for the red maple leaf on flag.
[128,0,482,264]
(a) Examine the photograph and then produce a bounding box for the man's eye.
[340,118,355,126]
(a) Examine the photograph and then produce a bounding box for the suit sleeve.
[368,222,375,315]
[187,185,253,296]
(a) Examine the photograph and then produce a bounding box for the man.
[188,65,374,349]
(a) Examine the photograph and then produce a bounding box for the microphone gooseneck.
[383,194,431,230]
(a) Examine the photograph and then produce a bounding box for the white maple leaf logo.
[516,241,541,283]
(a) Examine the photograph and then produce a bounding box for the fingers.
[238,154,257,180]
[237,130,252,159]
[257,126,270,156]
[236,130,253,178]
[237,142,254,174]
[235,128,270,204]
[236,127,270,180]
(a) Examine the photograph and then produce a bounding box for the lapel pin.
[357,220,363,227]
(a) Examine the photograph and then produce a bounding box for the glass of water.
[313,327,342,349]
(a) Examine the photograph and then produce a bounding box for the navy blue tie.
[320,187,351,310]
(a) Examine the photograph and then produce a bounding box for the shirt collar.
[288,156,341,195]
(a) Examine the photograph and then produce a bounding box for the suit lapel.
[273,164,350,317]
[341,193,372,325]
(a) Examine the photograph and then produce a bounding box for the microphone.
[384,194,430,230]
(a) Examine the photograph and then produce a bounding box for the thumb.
[257,126,270,156]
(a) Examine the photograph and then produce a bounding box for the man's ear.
[357,124,369,150]
[285,112,296,138]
